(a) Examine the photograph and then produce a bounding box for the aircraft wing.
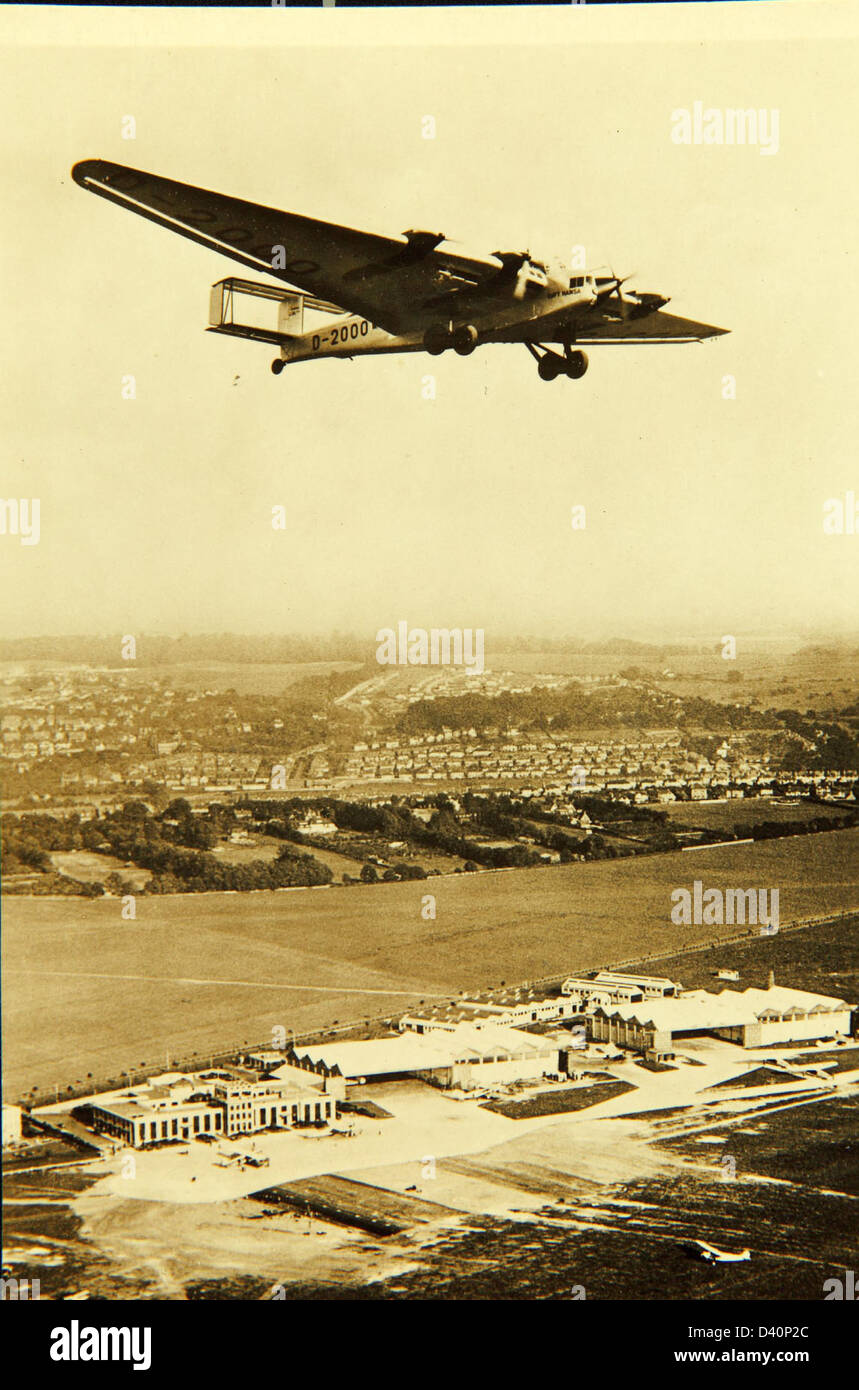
[573,308,728,344]
[71,159,506,334]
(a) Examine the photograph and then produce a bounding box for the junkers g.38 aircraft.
[72,159,728,382]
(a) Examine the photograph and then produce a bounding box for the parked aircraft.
[687,1240,752,1264]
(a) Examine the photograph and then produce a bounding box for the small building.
[562,972,681,1012]
[2,1104,22,1147]
[297,815,338,836]
[399,994,578,1033]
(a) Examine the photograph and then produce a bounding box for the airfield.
[3,828,858,1100]
[7,1036,858,1301]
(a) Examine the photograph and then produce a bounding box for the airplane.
[71,159,728,382]
[686,1239,751,1264]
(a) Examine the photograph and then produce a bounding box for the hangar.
[286,1023,559,1090]
[588,985,853,1055]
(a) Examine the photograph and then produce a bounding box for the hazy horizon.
[2,625,858,651]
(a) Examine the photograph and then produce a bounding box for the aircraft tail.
[207,276,344,348]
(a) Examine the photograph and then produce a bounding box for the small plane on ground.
[687,1239,752,1264]
[72,159,728,381]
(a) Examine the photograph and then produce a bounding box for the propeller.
[594,268,636,302]
[591,268,669,320]
[590,267,637,321]
[491,250,539,300]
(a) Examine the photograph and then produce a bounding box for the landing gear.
[538,353,561,381]
[271,358,285,375]
[565,348,588,379]
[424,325,449,356]
[424,323,480,356]
[527,342,589,382]
[452,324,479,356]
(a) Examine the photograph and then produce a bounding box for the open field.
[482,1079,635,1119]
[120,660,363,695]
[50,851,152,890]
[491,643,859,711]
[3,829,858,1100]
[630,914,859,1003]
[663,799,851,831]
[209,836,368,877]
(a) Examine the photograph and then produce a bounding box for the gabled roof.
[291,1023,554,1078]
[594,985,851,1033]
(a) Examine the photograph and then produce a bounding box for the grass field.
[3,829,858,1101]
[662,799,849,831]
[481,1079,635,1118]
[50,851,152,889]
[208,836,370,877]
[629,913,859,1003]
[121,660,362,695]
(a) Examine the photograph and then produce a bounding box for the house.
[296,815,338,836]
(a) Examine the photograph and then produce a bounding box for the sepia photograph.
[1,0,857,1347]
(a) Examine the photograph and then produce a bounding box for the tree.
[360,863,378,883]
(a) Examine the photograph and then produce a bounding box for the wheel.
[424,324,450,355]
[452,324,479,356]
[565,349,588,380]
[538,354,561,381]
[271,358,285,375]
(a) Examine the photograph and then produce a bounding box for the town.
[3,648,858,901]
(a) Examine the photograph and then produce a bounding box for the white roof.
[742,985,850,1013]
[295,1024,553,1077]
[594,972,677,988]
[596,986,850,1032]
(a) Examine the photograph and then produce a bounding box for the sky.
[1,3,857,648]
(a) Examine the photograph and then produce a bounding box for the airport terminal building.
[88,1071,336,1147]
